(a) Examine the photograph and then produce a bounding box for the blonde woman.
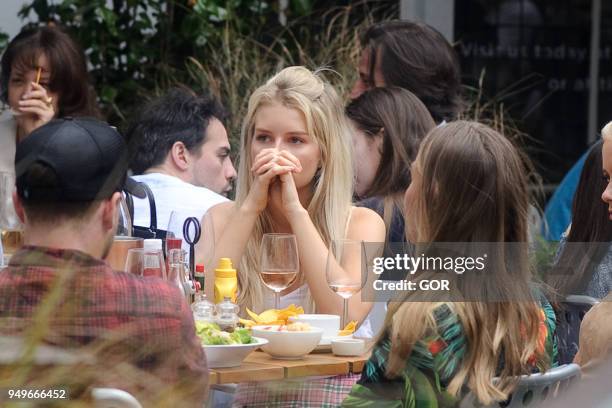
[198,66,385,322]
[573,122,612,369]
[343,121,558,407]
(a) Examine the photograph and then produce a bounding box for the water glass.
[125,248,166,279]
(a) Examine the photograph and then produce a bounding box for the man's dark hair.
[361,20,463,123]
[20,162,101,223]
[127,88,227,174]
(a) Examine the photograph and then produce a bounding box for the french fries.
[240,304,305,327]
[240,306,358,337]
[338,321,357,336]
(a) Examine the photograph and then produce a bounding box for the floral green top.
[342,302,558,408]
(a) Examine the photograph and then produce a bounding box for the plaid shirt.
[0,246,207,406]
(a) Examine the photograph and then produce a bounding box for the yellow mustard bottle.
[214,258,238,304]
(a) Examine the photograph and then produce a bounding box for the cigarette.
[35,67,42,85]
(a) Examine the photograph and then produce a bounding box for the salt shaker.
[192,291,215,323]
[215,297,240,332]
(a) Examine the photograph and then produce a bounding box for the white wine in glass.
[326,240,365,327]
[329,283,361,299]
[260,233,299,309]
[0,172,23,257]
[1,231,23,255]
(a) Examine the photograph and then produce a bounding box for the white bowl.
[315,334,354,352]
[251,326,323,359]
[288,314,340,338]
[203,337,268,368]
[331,338,365,356]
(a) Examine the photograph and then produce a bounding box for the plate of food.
[196,321,268,368]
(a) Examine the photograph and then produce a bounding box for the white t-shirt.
[132,173,228,241]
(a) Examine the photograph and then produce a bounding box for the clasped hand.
[245,148,305,216]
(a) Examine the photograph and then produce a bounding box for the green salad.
[196,322,254,345]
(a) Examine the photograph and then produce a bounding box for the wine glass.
[196,211,216,287]
[0,172,23,259]
[167,248,190,293]
[167,211,185,240]
[326,240,366,327]
[259,233,299,309]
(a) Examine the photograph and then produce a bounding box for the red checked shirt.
[0,246,207,405]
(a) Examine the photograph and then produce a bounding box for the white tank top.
[263,283,310,310]
[261,208,353,311]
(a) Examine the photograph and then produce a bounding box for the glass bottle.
[168,248,195,302]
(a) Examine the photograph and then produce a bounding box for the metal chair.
[557,295,600,364]
[207,384,237,408]
[92,388,143,408]
[0,337,143,408]
[459,363,582,408]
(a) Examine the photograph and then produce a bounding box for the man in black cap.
[0,118,208,405]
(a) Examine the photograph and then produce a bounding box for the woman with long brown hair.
[350,21,463,123]
[343,121,557,407]
[346,87,435,339]
[346,86,435,245]
[0,24,101,174]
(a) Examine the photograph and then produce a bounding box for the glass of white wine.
[326,239,365,327]
[259,233,299,309]
[0,172,23,261]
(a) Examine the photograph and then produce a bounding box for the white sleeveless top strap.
[263,283,310,310]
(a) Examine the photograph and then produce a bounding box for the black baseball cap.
[15,117,143,202]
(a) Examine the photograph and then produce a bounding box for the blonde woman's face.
[404,158,422,242]
[251,102,321,189]
[601,140,612,219]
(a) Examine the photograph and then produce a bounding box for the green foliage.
[0,30,9,53]
[20,0,175,122]
[531,235,560,280]
[18,0,394,134]
[186,2,393,145]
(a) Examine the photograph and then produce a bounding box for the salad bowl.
[196,321,267,368]
[203,337,268,368]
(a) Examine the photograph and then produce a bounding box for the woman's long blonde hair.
[234,66,353,312]
[385,121,550,404]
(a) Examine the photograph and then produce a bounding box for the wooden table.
[209,350,370,385]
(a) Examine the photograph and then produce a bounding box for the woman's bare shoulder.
[347,206,386,240]
[208,201,235,216]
